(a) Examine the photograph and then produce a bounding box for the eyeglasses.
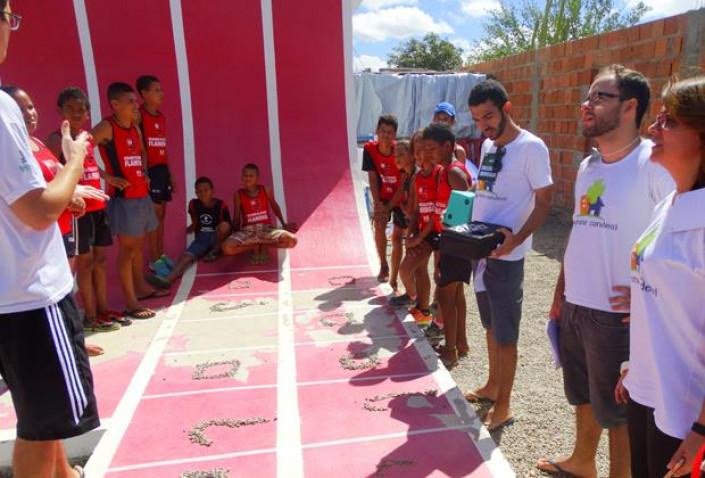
[655,112,677,131]
[583,91,622,106]
[2,11,21,31]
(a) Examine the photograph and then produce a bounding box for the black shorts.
[77,209,113,255]
[148,164,173,203]
[424,232,440,251]
[391,207,408,229]
[0,295,100,440]
[62,218,77,258]
[437,252,472,287]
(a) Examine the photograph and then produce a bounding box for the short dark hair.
[0,2,8,14]
[195,176,213,188]
[468,79,509,109]
[0,85,21,97]
[243,163,260,175]
[136,75,160,96]
[107,82,134,103]
[422,122,455,146]
[376,114,398,132]
[596,64,651,128]
[57,87,90,110]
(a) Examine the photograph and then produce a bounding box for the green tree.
[387,33,464,71]
[586,179,605,204]
[471,0,649,62]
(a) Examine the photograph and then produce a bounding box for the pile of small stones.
[192,360,241,380]
[227,279,251,290]
[209,298,273,313]
[339,351,380,370]
[373,458,414,476]
[319,312,356,327]
[363,389,438,412]
[327,275,356,286]
[188,417,272,447]
[179,469,230,478]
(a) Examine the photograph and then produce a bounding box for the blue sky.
[352,0,698,72]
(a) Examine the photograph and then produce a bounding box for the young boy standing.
[222,163,297,261]
[362,114,402,283]
[47,87,126,331]
[91,82,167,320]
[147,177,232,288]
[136,75,174,276]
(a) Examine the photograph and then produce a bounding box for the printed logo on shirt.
[573,179,619,231]
[148,137,166,148]
[630,224,659,272]
[125,156,142,168]
[19,150,31,172]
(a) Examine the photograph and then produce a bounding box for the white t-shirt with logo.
[0,91,73,314]
[563,140,674,312]
[624,189,705,439]
[472,129,553,261]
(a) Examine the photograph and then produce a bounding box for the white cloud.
[632,0,700,19]
[460,0,501,18]
[354,55,389,72]
[360,0,418,10]
[353,6,454,42]
[450,37,472,61]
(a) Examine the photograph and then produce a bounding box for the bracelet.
[692,422,705,437]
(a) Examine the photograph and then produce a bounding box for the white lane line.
[83,2,198,475]
[195,263,370,277]
[106,424,472,474]
[168,0,197,218]
[259,0,303,475]
[141,371,429,400]
[194,285,381,299]
[84,263,197,476]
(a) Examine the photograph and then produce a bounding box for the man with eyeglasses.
[466,79,554,431]
[0,2,99,477]
[537,65,674,477]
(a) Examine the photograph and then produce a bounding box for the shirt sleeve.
[361,148,375,172]
[0,99,46,205]
[647,161,675,206]
[221,203,232,225]
[525,139,554,190]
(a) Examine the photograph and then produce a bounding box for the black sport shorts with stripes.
[0,295,100,440]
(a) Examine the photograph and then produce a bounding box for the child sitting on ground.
[147,177,231,289]
[222,163,297,262]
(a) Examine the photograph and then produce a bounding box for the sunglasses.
[583,91,622,106]
[483,146,506,173]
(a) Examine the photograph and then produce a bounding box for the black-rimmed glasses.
[2,11,21,31]
[583,91,621,106]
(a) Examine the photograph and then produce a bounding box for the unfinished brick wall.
[465,9,705,208]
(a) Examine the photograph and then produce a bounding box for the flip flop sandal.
[99,311,132,327]
[377,265,390,283]
[485,416,515,432]
[203,250,218,262]
[464,391,496,403]
[123,307,156,320]
[537,459,579,477]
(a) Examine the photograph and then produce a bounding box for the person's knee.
[217,222,232,238]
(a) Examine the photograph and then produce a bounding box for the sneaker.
[160,254,176,270]
[424,321,444,340]
[410,308,432,327]
[150,259,171,278]
[84,316,121,333]
[389,293,415,307]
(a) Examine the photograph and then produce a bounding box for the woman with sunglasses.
[615,75,705,477]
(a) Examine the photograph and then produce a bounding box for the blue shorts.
[476,258,524,345]
[108,196,158,237]
[186,232,216,258]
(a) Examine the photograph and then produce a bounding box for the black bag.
[439,221,509,260]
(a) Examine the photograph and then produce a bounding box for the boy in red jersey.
[362,114,402,283]
[147,177,231,289]
[47,87,127,332]
[394,131,441,328]
[425,122,472,369]
[136,75,174,277]
[91,82,167,320]
[222,163,297,262]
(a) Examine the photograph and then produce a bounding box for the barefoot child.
[136,75,174,276]
[388,139,414,292]
[362,114,402,282]
[47,87,128,332]
[147,177,231,288]
[91,82,167,320]
[222,163,297,261]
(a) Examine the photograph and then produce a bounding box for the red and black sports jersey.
[238,186,271,226]
[139,105,168,168]
[99,117,148,199]
[362,140,400,201]
[188,198,231,234]
[32,137,72,235]
[435,160,471,215]
[414,165,442,234]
